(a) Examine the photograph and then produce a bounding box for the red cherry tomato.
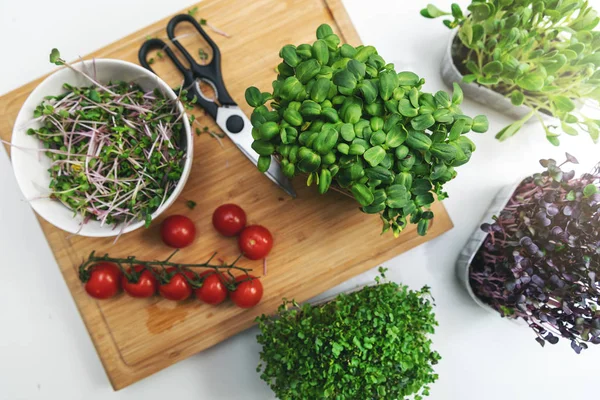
[122,265,158,298]
[194,271,229,305]
[84,262,122,299]
[238,225,273,260]
[160,215,196,248]
[212,204,247,237]
[159,267,194,301]
[230,275,263,308]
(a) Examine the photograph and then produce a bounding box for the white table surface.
[1,0,598,399]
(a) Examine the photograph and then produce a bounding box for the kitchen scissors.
[139,14,295,197]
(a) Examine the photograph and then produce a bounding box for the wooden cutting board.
[0,0,453,390]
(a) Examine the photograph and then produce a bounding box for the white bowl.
[10,59,193,237]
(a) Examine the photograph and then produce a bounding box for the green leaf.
[409,88,420,108]
[511,91,525,106]
[420,4,449,18]
[553,95,575,112]
[351,183,374,206]
[516,73,545,91]
[546,135,560,146]
[587,120,599,141]
[463,74,477,83]
[411,113,436,131]
[311,40,329,65]
[385,185,410,208]
[318,168,332,194]
[430,143,458,161]
[482,61,503,75]
[417,219,430,236]
[459,20,473,45]
[358,80,379,104]
[434,91,451,108]
[257,155,272,173]
[415,193,435,206]
[472,24,485,43]
[347,59,366,80]
[452,82,463,105]
[245,86,263,107]
[295,59,321,84]
[397,71,420,86]
[468,3,491,22]
[363,146,386,167]
[472,115,489,133]
[333,69,357,89]
[451,3,464,19]
[385,125,407,148]
[49,48,62,65]
[449,119,466,141]
[495,112,534,141]
[379,70,400,101]
[316,24,334,39]
[583,184,598,198]
[88,90,101,103]
[561,121,578,136]
[398,99,418,117]
[280,44,300,67]
[477,76,500,85]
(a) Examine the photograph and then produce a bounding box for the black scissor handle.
[138,37,218,118]
[166,14,236,107]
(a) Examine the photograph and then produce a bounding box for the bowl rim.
[10,58,193,237]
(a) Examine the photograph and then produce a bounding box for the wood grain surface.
[0,0,453,390]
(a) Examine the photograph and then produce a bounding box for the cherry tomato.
[238,225,273,260]
[212,204,247,237]
[122,265,158,298]
[160,215,196,248]
[84,262,122,299]
[230,275,263,308]
[159,267,194,301]
[194,271,229,305]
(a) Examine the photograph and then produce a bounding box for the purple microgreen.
[471,155,600,353]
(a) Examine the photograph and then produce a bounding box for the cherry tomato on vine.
[159,267,195,301]
[160,215,196,248]
[194,271,229,305]
[122,265,158,298]
[84,262,122,299]
[212,204,247,237]
[230,275,263,308]
[238,225,273,260]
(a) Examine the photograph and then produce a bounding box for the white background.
[1,0,599,399]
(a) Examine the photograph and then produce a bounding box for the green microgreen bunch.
[245,24,488,237]
[422,0,600,145]
[256,268,441,399]
[31,49,187,229]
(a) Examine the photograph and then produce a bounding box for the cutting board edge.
[0,0,455,391]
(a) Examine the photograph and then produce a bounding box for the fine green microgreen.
[186,200,197,210]
[30,49,188,229]
[423,0,600,145]
[256,271,441,399]
[245,24,488,237]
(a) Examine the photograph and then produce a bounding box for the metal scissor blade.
[215,106,297,198]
